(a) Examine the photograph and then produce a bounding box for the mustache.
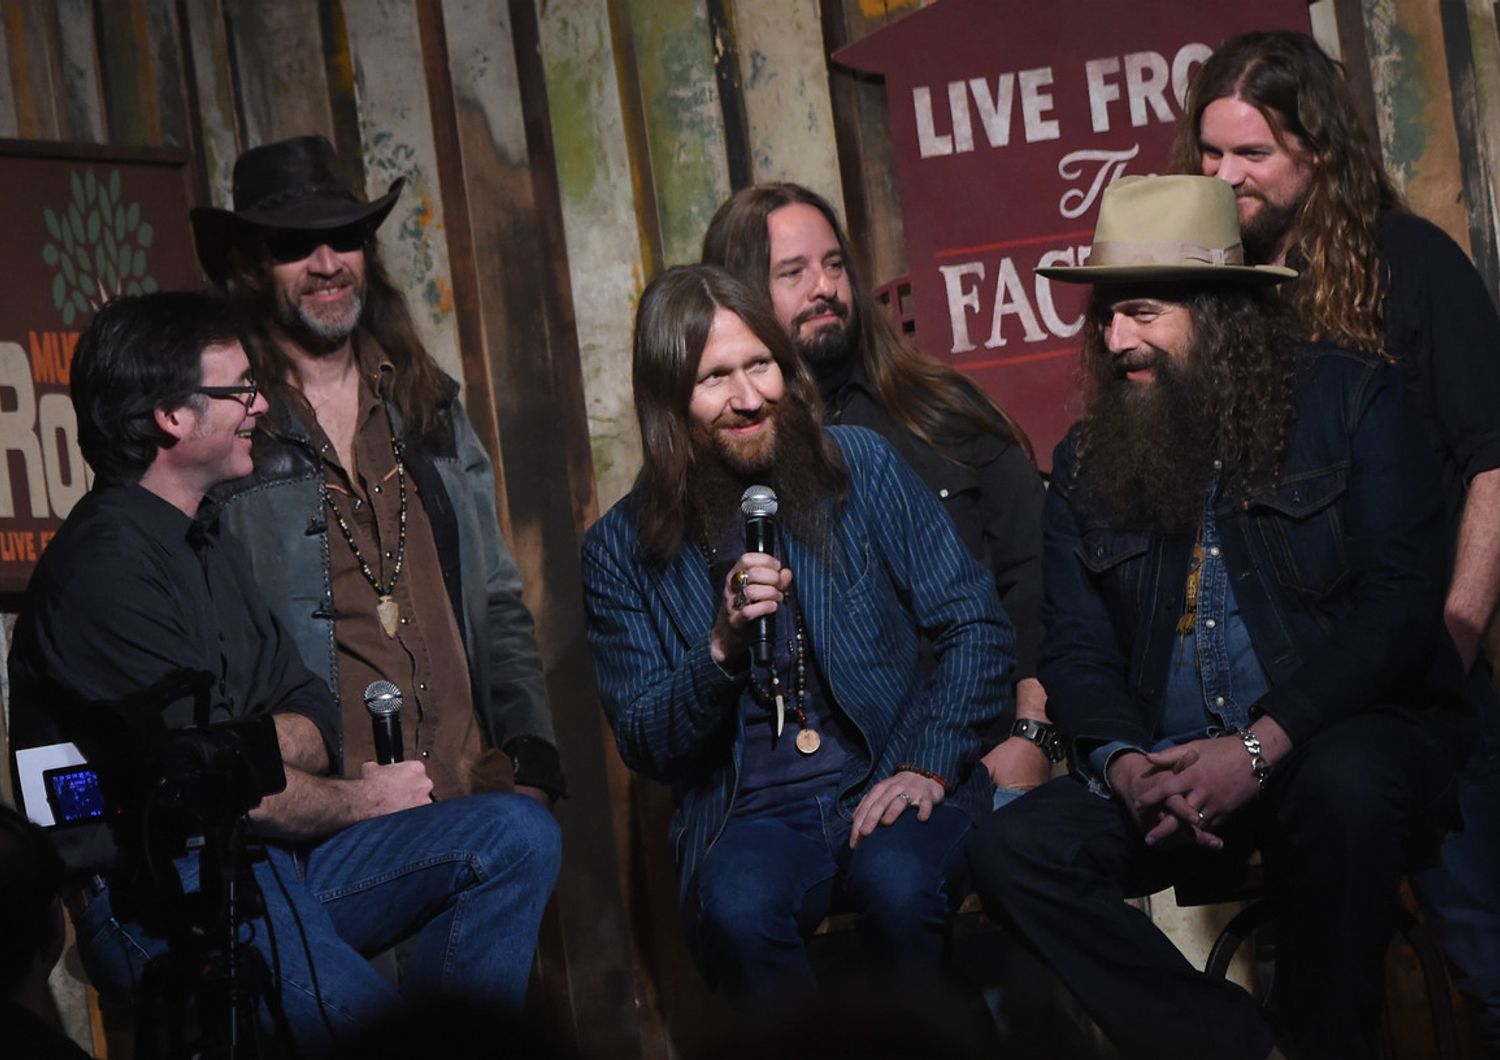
[792,298,849,330]
[1111,347,1165,378]
[712,408,768,429]
[295,270,359,296]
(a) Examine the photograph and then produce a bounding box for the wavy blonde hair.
[1171,31,1403,357]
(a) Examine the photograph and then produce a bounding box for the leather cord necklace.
[325,437,408,637]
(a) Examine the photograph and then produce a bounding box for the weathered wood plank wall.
[3,0,1499,1056]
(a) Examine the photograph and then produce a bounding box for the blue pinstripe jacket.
[582,426,1014,899]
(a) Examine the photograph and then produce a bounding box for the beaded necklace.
[702,539,819,754]
[325,437,408,637]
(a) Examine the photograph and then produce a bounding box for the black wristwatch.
[1010,718,1066,763]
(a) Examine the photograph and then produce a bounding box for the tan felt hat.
[1036,174,1297,286]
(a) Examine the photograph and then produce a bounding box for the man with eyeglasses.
[191,135,565,806]
[7,292,560,1050]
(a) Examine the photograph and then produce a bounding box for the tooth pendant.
[377,595,399,638]
[774,692,786,737]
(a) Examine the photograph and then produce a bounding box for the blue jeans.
[686,791,973,1000]
[75,793,561,1055]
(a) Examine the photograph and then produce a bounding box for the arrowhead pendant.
[378,596,399,638]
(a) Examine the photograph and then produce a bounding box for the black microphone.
[741,484,779,666]
[364,680,404,764]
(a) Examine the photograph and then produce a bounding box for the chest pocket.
[1077,528,1150,612]
[1245,466,1350,597]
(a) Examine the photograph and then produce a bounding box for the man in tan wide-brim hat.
[969,173,1472,1060]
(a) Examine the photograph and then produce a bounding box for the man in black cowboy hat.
[192,135,566,806]
[967,175,1473,1059]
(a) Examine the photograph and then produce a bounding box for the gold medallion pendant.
[795,728,821,755]
[377,596,400,638]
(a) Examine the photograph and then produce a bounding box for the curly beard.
[1077,351,1219,533]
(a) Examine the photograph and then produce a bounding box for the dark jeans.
[1413,688,1500,1055]
[969,710,1462,1060]
[685,791,972,1001]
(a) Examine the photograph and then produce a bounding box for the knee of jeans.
[470,793,563,884]
[694,854,793,938]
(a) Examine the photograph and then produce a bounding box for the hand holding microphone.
[710,486,792,666]
[360,679,433,813]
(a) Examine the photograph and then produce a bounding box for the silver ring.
[1196,810,1207,827]
[734,588,749,609]
[897,792,913,806]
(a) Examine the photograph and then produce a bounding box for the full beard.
[792,298,855,370]
[1078,351,1219,533]
[689,396,837,551]
[1238,193,1304,264]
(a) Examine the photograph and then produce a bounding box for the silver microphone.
[364,680,404,764]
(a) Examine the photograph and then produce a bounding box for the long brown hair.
[631,264,848,565]
[702,183,1034,461]
[222,233,450,437]
[1171,30,1402,356]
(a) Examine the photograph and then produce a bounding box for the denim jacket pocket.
[1245,465,1350,597]
[1076,528,1151,602]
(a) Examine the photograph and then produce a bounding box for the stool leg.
[1206,901,1278,981]
[1395,907,1461,1060]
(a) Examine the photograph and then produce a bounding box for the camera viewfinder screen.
[43,766,105,824]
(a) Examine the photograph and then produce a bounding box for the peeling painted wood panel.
[181,0,240,207]
[222,0,333,147]
[141,0,189,147]
[0,12,17,138]
[1364,0,1472,252]
[4,0,63,139]
[822,0,914,286]
[628,0,730,265]
[55,0,107,144]
[1465,0,1500,279]
[442,6,642,1057]
[342,0,462,385]
[541,0,644,513]
[95,0,163,144]
[731,0,844,209]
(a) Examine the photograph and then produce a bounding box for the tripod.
[132,816,296,1059]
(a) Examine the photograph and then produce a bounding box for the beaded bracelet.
[896,762,953,796]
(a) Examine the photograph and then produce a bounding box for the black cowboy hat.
[189,134,404,284]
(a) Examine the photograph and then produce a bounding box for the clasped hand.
[1108,735,1262,851]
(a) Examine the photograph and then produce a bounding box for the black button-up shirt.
[8,484,341,873]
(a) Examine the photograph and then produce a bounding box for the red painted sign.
[836,0,1310,470]
[0,142,201,593]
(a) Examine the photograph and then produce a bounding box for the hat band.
[1088,240,1247,268]
[237,181,362,215]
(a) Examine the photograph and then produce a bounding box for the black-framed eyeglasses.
[195,380,259,409]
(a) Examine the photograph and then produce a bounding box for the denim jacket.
[1041,345,1463,779]
[210,380,562,791]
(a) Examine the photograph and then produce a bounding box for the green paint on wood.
[631,0,729,265]
[544,15,605,205]
[1365,1,1429,190]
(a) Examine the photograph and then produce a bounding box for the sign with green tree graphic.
[0,141,201,594]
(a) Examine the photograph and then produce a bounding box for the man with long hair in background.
[1174,32,1500,1049]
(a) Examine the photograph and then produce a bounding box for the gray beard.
[275,288,365,345]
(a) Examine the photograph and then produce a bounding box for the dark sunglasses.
[195,379,260,409]
[264,224,369,265]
